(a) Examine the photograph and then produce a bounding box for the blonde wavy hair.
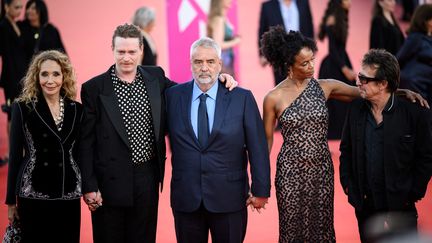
[17,50,77,103]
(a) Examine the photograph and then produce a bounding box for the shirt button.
[43,162,48,166]
[58,163,63,167]
[42,133,48,138]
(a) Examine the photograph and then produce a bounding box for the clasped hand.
[84,190,103,211]
[246,193,268,213]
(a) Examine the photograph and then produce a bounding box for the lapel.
[32,97,60,141]
[60,98,77,143]
[99,70,130,148]
[180,81,200,149]
[206,83,230,148]
[139,66,161,141]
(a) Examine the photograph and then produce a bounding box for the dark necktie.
[198,93,209,147]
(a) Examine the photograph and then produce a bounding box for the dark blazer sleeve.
[397,34,421,68]
[369,17,384,50]
[78,84,99,193]
[5,102,25,204]
[411,108,432,201]
[339,102,353,193]
[244,90,271,197]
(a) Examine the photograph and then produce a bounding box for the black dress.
[0,18,28,117]
[318,25,354,140]
[18,20,66,57]
[369,15,404,55]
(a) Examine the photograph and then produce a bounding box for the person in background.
[340,49,432,243]
[397,3,432,104]
[207,0,241,77]
[132,6,158,66]
[370,0,405,55]
[166,36,270,243]
[6,50,83,243]
[318,0,356,140]
[258,0,314,86]
[0,0,26,166]
[19,0,66,59]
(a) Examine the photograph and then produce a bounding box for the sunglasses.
[357,73,383,84]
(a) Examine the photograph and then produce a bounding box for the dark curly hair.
[260,26,317,77]
[318,0,349,43]
[362,49,399,92]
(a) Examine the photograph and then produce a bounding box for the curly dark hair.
[318,0,349,43]
[260,26,317,77]
[362,49,399,92]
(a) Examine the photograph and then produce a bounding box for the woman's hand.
[7,204,19,223]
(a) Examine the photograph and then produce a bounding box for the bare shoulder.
[263,87,281,105]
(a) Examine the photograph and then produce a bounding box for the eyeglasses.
[357,73,383,84]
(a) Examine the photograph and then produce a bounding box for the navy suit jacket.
[166,81,271,213]
[258,0,314,55]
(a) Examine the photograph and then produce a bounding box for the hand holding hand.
[84,190,103,211]
[246,195,268,213]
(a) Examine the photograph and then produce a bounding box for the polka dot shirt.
[110,65,156,164]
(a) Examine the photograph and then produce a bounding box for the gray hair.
[132,7,156,29]
[190,37,222,59]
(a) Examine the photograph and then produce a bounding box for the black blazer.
[142,36,157,66]
[339,95,432,211]
[258,0,314,55]
[6,98,83,204]
[166,81,271,213]
[79,65,176,207]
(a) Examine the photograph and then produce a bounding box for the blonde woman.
[6,50,83,243]
[207,0,240,77]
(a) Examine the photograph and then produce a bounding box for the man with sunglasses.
[340,49,432,243]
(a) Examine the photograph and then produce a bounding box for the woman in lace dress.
[6,50,83,243]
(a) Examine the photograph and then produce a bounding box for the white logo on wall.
[178,0,210,36]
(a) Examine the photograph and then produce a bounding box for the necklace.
[54,97,65,131]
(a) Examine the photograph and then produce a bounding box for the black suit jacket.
[79,65,176,207]
[258,0,314,55]
[339,95,432,211]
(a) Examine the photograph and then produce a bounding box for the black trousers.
[17,197,81,243]
[91,162,159,243]
[173,204,248,243]
[355,198,418,243]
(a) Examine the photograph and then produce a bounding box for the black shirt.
[110,65,156,164]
